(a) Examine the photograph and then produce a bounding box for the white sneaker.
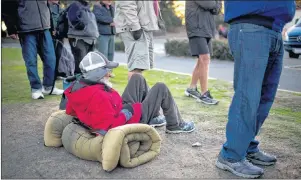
[42,87,64,95]
[32,90,44,99]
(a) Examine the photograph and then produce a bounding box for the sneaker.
[32,89,44,100]
[197,91,219,105]
[166,121,195,134]
[42,87,64,95]
[184,87,201,99]
[216,153,264,178]
[247,151,277,166]
[149,115,166,127]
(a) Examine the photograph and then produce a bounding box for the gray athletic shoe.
[185,88,201,99]
[197,91,219,105]
[216,153,264,178]
[166,121,195,134]
[247,151,277,166]
[149,115,166,127]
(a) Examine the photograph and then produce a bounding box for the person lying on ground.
[64,51,195,136]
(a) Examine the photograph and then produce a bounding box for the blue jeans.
[221,23,284,162]
[19,30,56,91]
[96,35,115,61]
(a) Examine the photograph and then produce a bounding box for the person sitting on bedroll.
[64,51,195,135]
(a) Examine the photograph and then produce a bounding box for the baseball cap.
[79,51,119,81]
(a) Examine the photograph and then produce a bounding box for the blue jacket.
[224,1,296,32]
[93,3,116,35]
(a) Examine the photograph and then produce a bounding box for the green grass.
[1,47,300,125]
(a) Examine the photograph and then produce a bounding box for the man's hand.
[110,22,115,27]
[9,34,18,40]
[131,29,143,40]
[52,30,56,36]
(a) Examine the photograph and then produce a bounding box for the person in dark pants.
[215,1,296,178]
[65,51,195,135]
[93,0,115,62]
[67,0,99,75]
[2,0,63,99]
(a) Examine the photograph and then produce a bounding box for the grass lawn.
[1,47,301,150]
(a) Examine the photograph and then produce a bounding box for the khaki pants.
[120,31,154,72]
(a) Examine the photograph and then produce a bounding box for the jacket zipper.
[36,0,44,29]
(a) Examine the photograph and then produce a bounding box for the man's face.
[102,0,112,6]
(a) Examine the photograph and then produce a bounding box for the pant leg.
[37,30,56,88]
[69,39,89,74]
[96,35,109,59]
[120,31,150,72]
[19,32,41,90]
[247,34,284,154]
[108,35,115,62]
[141,82,184,129]
[146,32,154,69]
[122,74,149,104]
[221,23,273,162]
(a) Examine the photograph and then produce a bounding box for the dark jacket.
[185,1,222,38]
[92,3,116,35]
[2,0,51,35]
[49,1,63,30]
[67,0,99,40]
[65,80,142,132]
[224,1,296,32]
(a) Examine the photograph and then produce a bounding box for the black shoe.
[197,91,219,105]
[185,88,201,99]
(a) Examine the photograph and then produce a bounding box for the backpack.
[55,6,70,39]
[54,39,75,77]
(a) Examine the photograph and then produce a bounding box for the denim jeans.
[19,30,56,91]
[221,23,284,162]
[96,35,115,61]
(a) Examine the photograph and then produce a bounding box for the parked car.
[284,18,301,59]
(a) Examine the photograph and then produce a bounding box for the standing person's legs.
[216,23,276,178]
[186,37,218,105]
[246,35,283,166]
[146,32,154,69]
[120,31,150,80]
[19,32,46,99]
[96,35,109,59]
[36,30,63,95]
[108,35,115,62]
[69,39,90,74]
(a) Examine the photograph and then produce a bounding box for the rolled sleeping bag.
[44,110,73,147]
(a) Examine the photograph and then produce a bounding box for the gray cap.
[79,51,119,81]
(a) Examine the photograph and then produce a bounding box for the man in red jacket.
[65,51,195,135]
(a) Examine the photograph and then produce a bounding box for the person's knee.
[153,82,167,90]
[198,54,210,65]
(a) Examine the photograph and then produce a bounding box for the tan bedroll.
[44,111,162,172]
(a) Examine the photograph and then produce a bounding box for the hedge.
[165,39,234,61]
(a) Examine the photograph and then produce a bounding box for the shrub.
[164,39,233,61]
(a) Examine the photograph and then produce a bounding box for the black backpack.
[55,6,70,39]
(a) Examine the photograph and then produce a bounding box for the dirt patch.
[1,96,301,178]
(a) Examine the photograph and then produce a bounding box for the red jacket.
[64,82,142,132]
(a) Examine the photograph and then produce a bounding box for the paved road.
[2,38,301,92]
